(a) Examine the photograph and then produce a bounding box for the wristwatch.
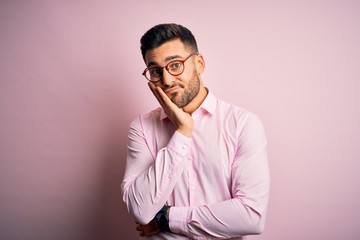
[155,205,172,232]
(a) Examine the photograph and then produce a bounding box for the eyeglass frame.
[142,52,198,82]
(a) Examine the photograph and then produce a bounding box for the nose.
[161,68,175,86]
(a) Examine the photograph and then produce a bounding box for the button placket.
[187,139,197,205]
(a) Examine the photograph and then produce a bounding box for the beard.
[166,70,201,108]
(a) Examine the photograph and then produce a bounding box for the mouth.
[164,86,181,94]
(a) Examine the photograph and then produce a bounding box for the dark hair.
[140,23,198,61]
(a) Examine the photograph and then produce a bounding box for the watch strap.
[155,205,171,232]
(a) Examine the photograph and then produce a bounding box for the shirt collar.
[160,88,217,120]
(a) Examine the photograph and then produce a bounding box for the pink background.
[1,1,359,239]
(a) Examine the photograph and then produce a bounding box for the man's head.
[140,23,206,111]
[140,23,198,61]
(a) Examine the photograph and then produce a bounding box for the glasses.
[142,52,198,82]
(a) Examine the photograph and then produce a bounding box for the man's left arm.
[168,113,270,239]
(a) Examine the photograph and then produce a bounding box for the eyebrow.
[147,55,183,67]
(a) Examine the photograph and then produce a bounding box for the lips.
[164,86,181,94]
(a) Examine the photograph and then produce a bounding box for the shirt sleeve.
[169,113,270,239]
[121,116,191,224]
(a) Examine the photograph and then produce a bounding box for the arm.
[169,113,270,239]
[121,120,190,224]
[121,83,194,224]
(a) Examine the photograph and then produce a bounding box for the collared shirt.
[121,90,270,240]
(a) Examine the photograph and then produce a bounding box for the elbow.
[122,185,155,225]
[129,207,155,225]
[245,212,267,235]
[227,212,266,237]
[123,199,155,224]
[251,220,265,235]
[121,183,156,225]
[123,197,155,225]
[233,203,267,236]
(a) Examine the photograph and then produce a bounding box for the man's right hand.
[148,82,194,137]
[135,220,160,237]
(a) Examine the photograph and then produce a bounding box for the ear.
[195,53,205,74]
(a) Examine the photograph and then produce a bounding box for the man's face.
[144,39,203,108]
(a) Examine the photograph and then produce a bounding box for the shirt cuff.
[168,206,189,234]
[167,130,191,157]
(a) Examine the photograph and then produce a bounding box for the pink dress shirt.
[121,90,270,239]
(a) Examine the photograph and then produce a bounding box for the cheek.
[179,68,196,83]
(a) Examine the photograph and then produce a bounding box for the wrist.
[177,127,193,138]
[155,205,172,232]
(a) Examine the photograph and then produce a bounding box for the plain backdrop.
[1,1,359,240]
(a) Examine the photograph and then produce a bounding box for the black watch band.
[155,205,171,232]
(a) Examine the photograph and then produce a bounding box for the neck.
[182,84,208,114]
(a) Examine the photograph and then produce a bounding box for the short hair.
[140,23,198,61]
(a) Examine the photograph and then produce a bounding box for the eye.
[149,67,162,76]
[169,62,182,70]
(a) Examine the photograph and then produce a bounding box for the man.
[121,23,270,239]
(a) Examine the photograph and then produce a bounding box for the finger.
[148,82,167,110]
[148,82,172,106]
[154,85,178,112]
[147,81,156,94]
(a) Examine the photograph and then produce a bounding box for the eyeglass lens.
[145,61,184,82]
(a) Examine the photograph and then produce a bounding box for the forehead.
[144,39,189,65]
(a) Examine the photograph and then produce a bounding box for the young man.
[121,23,270,239]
